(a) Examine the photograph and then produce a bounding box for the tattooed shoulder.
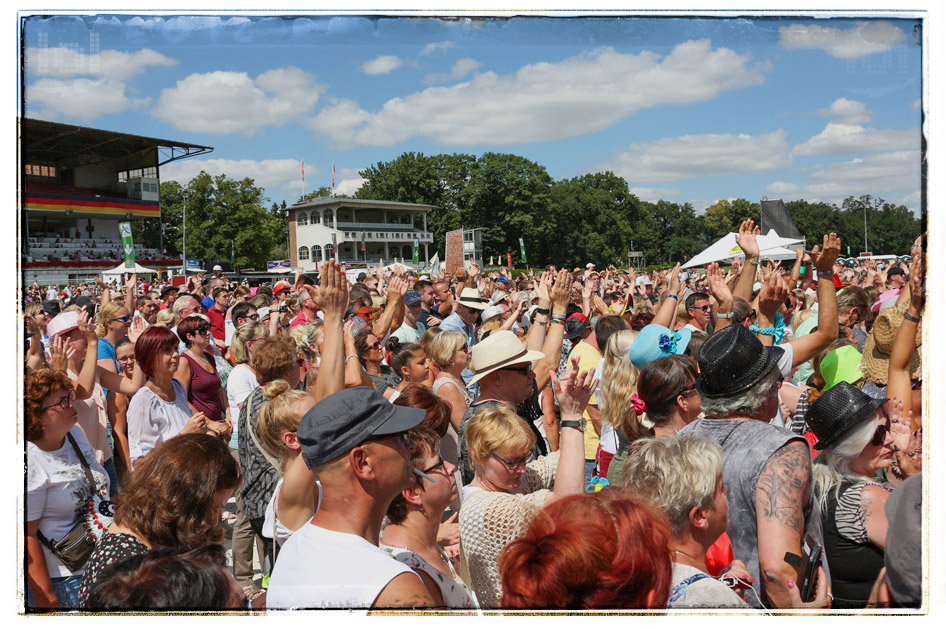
[755,440,811,531]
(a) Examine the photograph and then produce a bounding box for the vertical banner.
[518,237,527,265]
[118,221,135,268]
[506,252,513,268]
[413,239,420,265]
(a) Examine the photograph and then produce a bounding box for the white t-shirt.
[27,426,113,577]
[126,379,193,464]
[592,358,619,455]
[267,523,419,610]
[46,287,58,300]
[668,563,751,609]
[226,363,258,415]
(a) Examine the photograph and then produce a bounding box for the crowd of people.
[23,220,925,613]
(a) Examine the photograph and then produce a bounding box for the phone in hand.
[800,535,823,603]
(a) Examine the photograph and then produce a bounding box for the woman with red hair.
[499,490,673,609]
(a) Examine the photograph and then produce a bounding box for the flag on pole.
[413,239,420,266]
[332,162,336,189]
[301,159,305,183]
[506,252,513,268]
[230,240,235,266]
[519,237,528,265]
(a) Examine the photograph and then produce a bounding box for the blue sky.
[21,12,924,214]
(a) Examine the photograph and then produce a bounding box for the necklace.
[395,525,448,564]
[674,549,707,571]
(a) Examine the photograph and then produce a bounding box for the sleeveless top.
[822,479,886,608]
[380,543,477,609]
[182,351,223,421]
[679,418,828,608]
[266,523,418,610]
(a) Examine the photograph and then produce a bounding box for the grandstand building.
[288,197,435,271]
[20,118,212,285]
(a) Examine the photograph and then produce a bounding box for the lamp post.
[182,189,188,278]
[863,204,868,253]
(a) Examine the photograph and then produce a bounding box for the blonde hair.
[257,380,311,464]
[465,403,536,468]
[230,322,269,365]
[155,308,176,327]
[622,434,723,536]
[791,308,813,334]
[429,330,467,369]
[419,327,442,358]
[599,330,639,441]
[96,301,125,337]
[290,321,324,363]
[478,318,504,341]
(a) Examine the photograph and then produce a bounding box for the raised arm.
[754,271,789,347]
[706,261,735,330]
[755,440,830,609]
[545,358,597,505]
[372,275,406,339]
[887,253,923,421]
[532,269,572,392]
[124,273,137,315]
[309,260,350,403]
[784,233,840,367]
[733,219,762,304]
[652,263,683,329]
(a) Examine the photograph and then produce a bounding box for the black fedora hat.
[804,381,887,450]
[696,324,784,399]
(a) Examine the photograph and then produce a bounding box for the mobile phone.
[800,536,823,603]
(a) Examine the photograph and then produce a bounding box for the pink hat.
[46,311,80,339]
[250,287,259,297]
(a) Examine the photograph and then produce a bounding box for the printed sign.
[267,259,291,272]
[445,229,464,276]
[413,239,420,265]
[118,221,135,268]
[519,237,527,265]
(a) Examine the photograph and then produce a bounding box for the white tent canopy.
[101,262,159,283]
[682,229,804,269]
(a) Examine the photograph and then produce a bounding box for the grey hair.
[811,409,883,511]
[622,434,723,536]
[700,366,780,419]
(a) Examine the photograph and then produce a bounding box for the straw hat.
[456,287,489,310]
[860,301,922,385]
[468,330,545,385]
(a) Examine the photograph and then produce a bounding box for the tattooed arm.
[755,439,829,608]
[862,483,891,550]
[371,572,437,610]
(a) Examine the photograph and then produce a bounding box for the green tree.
[297,186,350,203]
[162,171,287,270]
[702,198,760,242]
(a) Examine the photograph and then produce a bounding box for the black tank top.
[822,479,885,608]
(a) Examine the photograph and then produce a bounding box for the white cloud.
[362,55,404,75]
[419,41,454,57]
[600,130,791,184]
[161,158,310,196]
[765,182,801,196]
[910,98,922,109]
[306,40,768,148]
[806,150,919,194]
[819,97,872,124]
[154,67,323,136]
[628,187,681,202]
[794,122,918,156]
[334,176,366,197]
[26,46,177,81]
[27,77,148,121]
[778,21,907,59]
[424,58,482,84]
[689,199,714,215]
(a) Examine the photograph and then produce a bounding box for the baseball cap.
[296,387,425,467]
[213,264,223,271]
[273,280,291,295]
[404,290,422,306]
[46,311,80,339]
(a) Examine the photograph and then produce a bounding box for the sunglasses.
[459,344,470,352]
[110,314,132,323]
[689,305,711,312]
[501,364,532,375]
[247,313,259,321]
[365,431,415,451]
[195,325,211,335]
[870,416,892,447]
[492,451,534,470]
[370,342,383,350]
[44,390,76,411]
[421,455,448,476]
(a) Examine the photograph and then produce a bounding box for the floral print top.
[381,543,478,609]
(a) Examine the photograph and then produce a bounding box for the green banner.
[518,237,527,264]
[413,238,420,265]
[119,221,135,268]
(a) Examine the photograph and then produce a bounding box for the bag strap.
[66,431,98,491]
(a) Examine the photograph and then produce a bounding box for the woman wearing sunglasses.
[95,302,130,378]
[174,314,231,435]
[806,381,914,608]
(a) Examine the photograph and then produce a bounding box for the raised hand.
[667,262,682,297]
[534,270,552,305]
[812,232,841,272]
[550,357,598,418]
[908,254,924,313]
[310,260,349,319]
[47,335,75,371]
[128,314,147,343]
[758,270,789,318]
[706,262,733,307]
[550,269,572,311]
[76,310,98,342]
[735,218,761,259]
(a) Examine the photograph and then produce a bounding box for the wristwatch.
[560,418,586,432]
[716,311,735,319]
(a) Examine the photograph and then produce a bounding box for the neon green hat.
[820,345,864,390]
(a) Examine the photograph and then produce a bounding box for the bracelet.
[716,311,735,319]
[903,311,921,323]
[550,313,566,321]
[816,269,833,277]
[550,318,566,326]
[749,261,760,265]
[345,354,359,362]
[535,307,550,316]
[667,294,679,300]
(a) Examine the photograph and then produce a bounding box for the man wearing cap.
[456,330,547,484]
[266,388,434,610]
[679,324,830,609]
[440,287,489,390]
[390,290,426,344]
[159,285,177,310]
[273,280,292,301]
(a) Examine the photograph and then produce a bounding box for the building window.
[117,167,157,182]
[26,164,57,178]
[312,212,320,224]
[312,245,322,262]
[297,211,308,226]
[324,244,335,259]
[299,246,309,261]
[324,211,334,228]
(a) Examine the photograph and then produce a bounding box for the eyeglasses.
[501,363,532,375]
[677,386,697,398]
[459,344,470,352]
[247,313,259,321]
[492,451,534,470]
[421,455,448,476]
[195,325,211,335]
[44,390,76,411]
[370,342,382,350]
[110,314,132,323]
[689,305,711,312]
[870,416,891,447]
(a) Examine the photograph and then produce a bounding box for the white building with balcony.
[288,197,436,271]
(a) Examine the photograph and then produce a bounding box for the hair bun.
[263,379,291,399]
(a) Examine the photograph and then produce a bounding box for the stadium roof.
[20,118,213,167]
